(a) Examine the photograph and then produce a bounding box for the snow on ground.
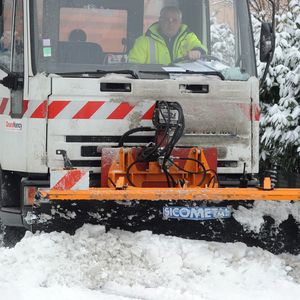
[0,225,300,300]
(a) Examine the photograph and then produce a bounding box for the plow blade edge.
[30,187,300,254]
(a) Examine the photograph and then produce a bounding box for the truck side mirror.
[0,73,23,90]
[0,73,24,118]
[0,1,2,16]
[260,22,274,63]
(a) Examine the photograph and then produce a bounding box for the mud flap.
[29,200,300,255]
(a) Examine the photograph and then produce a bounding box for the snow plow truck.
[1,0,300,253]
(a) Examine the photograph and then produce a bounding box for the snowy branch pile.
[254,1,300,172]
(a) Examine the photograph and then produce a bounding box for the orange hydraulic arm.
[105,147,218,189]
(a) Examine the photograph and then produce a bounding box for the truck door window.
[12,0,23,73]
[0,0,13,71]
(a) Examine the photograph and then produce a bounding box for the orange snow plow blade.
[32,185,300,256]
[31,147,300,255]
[39,186,300,202]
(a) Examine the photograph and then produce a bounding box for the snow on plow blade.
[29,187,300,255]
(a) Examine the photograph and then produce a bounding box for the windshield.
[32,0,256,81]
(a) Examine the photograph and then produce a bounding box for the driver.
[128,6,207,65]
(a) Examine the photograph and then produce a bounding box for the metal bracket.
[115,177,127,190]
[262,177,273,190]
[56,149,74,169]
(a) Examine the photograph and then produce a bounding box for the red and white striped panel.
[238,103,260,122]
[252,103,260,121]
[23,100,47,118]
[0,98,48,118]
[47,100,155,120]
[1,98,260,121]
[50,169,89,190]
[0,97,9,115]
[0,98,155,120]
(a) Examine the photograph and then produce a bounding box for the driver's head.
[159,6,182,38]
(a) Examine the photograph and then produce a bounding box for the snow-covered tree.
[250,0,289,21]
[255,0,300,172]
[210,16,235,66]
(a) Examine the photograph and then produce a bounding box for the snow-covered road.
[1,225,300,300]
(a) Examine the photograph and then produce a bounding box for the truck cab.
[0,0,259,228]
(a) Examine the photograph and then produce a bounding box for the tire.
[0,165,21,207]
[2,226,26,248]
[0,165,2,208]
[0,219,4,247]
[0,167,25,247]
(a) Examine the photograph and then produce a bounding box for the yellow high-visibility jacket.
[128,23,207,65]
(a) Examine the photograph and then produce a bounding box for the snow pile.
[1,225,300,300]
[233,201,300,233]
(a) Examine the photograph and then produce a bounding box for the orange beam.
[38,187,300,202]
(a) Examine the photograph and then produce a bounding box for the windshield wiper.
[96,69,139,79]
[56,69,139,79]
[55,68,224,80]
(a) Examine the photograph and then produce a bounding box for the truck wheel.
[0,166,21,207]
[2,226,26,248]
[0,219,4,246]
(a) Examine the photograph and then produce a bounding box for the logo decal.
[163,206,231,221]
[5,120,23,131]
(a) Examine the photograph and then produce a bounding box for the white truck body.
[0,0,258,213]
[0,74,259,174]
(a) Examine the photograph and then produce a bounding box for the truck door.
[0,0,25,170]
